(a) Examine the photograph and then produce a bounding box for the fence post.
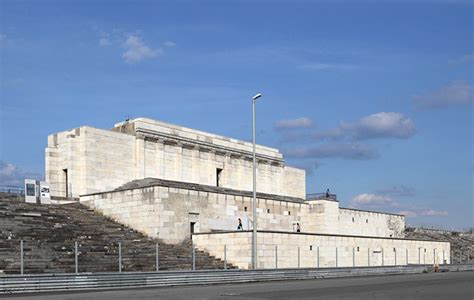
[443,250,445,264]
[20,240,24,275]
[118,242,122,272]
[406,249,408,265]
[450,250,453,264]
[317,246,320,268]
[192,245,196,271]
[275,245,278,269]
[352,247,355,267]
[433,249,436,265]
[75,241,78,274]
[368,248,370,267]
[156,242,159,271]
[298,246,300,268]
[335,247,338,268]
[224,245,227,270]
[382,248,384,266]
[394,249,397,266]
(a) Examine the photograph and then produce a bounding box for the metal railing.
[4,239,470,276]
[0,185,24,195]
[1,264,473,295]
[306,193,337,201]
[3,240,223,275]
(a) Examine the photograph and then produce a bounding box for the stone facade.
[47,117,449,270]
[80,179,405,243]
[46,118,305,198]
[192,231,450,269]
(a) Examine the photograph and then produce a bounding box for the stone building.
[46,117,305,199]
[46,117,450,269]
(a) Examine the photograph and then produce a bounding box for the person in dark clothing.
[237,218,243,230]
[296,223,301,232]
[326,188,330,198]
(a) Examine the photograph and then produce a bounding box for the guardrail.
[1,264,473,295]
[306,193,337,201]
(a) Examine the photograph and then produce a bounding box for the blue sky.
[1,0,472,229]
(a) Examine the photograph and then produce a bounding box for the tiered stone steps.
[405,227,473,263]
[0,193,234,274]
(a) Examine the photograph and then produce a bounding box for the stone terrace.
[0,193,232,274]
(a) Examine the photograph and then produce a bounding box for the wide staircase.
[0,193,233,274]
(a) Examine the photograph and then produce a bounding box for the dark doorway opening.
[63,169,68,197]
[216,168,223,187]
[190,222,196,237]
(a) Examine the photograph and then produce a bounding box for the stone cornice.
[136,128,284,165]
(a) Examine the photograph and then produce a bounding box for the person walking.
[237,218,243,230]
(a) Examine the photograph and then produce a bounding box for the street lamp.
[252,93,262,269]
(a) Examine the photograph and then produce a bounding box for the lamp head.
[252,93,262,100]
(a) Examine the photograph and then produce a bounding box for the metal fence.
[3,240,224,275]
[3,240,472,275]
[1,264,474,295]
[0,186,24,195]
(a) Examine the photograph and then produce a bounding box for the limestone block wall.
[46,118,306,198]
[192,231,451,269]
[338,208,405,238]
[137,139,305,198]
[80,184,305,244]
[79,181,407,243]
[304,200,340,235]
[46,126,136,197]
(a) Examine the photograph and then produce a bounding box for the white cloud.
[164,41,176,47]
[345,112,416,140]
[412,80,473,109]
[314,112,416,141]
[0,34,14,48]
[375,185,416,197]
[350,193,398,207]
[398,210,417,218]
[0,161,42,186]
[122,35,161,64]
[448,53,474,65]
[274,117,313,130]
[286,143,378,160]
[98,37,112,47]
[420,209,448,216]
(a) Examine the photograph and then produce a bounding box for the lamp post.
[252,93,262,269]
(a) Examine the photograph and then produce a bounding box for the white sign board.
[39,181,51,204]
[24,179,38,204]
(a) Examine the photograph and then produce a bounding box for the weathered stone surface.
[192,231,451,270]
[80,179,405,243]
[46,118,305,198]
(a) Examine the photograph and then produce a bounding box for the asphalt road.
[5,271,474,299]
